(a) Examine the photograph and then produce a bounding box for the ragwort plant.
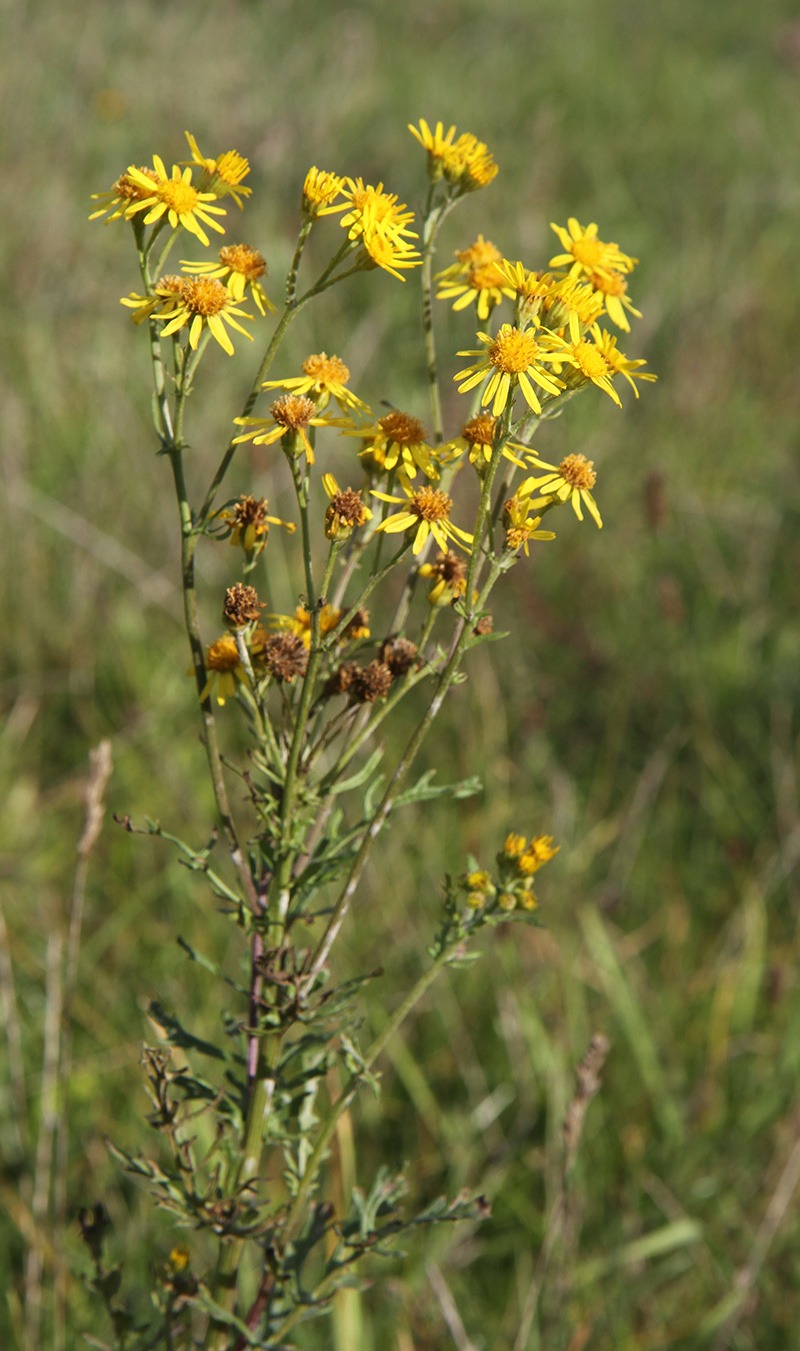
[84,119,655,1348]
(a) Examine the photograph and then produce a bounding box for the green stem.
[420,190,458,444]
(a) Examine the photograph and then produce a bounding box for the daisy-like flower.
[591,326,657,396]
[520,453,603,529]
[560,337,622,406]
[272,604,343,650]
[216,494,295,555]
[124,157,227,246]
[495,262,559,324]
[302,167,346,219]
[344,409,438,481]
[120,274,185,324]
[357,220,422,281]
[455,323,567,416]
[542,276,606,343]
[408,119,458,180]
[436,236,515,320]
[181,245,276,315]
[442,133,499,192]
[337,178,418,251]
[233,394,336,464]
[321,474,373,539]
[157,276,254,355]
[261,352,370,415]
[550,218,637,282]
[518,835,560,874]
[418,550,468,605]
[371,483,473,556]
[184,132,251,209]
[199,636,244,706]
[89,166,159,223]
[502,494,556,555]
[442,413,527,477]
[586,270,641,332]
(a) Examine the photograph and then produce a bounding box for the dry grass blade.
[428,1262,478,1351]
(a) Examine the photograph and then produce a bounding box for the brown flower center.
[410,487,452,522]
[116,168,158,201]
[558,454,597,490]
[488,327,539,374]
[180,277,229,316]
[223,582,264,628]
[331,487,368,527]
[461,413,497,447]
[378,410,425,446]
[270,394,317,429]
[219,244,265,280]
[233,494,268,527]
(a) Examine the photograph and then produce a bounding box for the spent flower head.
[217,494,295,555]
[417,551,468,606]
[233,395,336,464]
[181,245,275,315]
[322,474,373,540]
[89,167,159,223]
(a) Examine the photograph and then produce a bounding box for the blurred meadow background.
[3,0,800,1346]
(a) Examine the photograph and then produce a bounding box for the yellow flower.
[337,178,418,249]
[157,277,254,355]
[495,262,559,323]
[441,133,499,192]
[520,453,603,529]
[417,550,467,605]
[586,269,641,332]
[272,604,343,650]
[358,220,422,281]
[518,835,560,874]
[441,413,527,477]
[591,326,657,396]
[549,218,637,282]
[542,276,606,343]
[233,394,335,464]
[560,337,622,406]
[502,494,556,555]
[436,236,515,320]
[302,167,346,219]
[322,474,373,540]
[181,245,276,316]
[371,483,473,556]
[216,494,295,554]
[455,323,567,416]
[198,636,243,705]
[502,833,527,858]
[261,352,370,414]
[124,157,227,246]
[184,132,251,209]
[89,167,159,223]
[343,409,438,481]
[408,119,458,179]
[120,274,185,324]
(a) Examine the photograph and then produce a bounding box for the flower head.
[442,133,499,192]
[233,394,336,464]
[272,604,343,650]
[199,636,243,705]
[550,218,637,282]
[262,352,370,414]
[408,119,459,180]
[417,550,468,605]
[344,409,438,481]
[223,582,264,630]
[124,157,227,246]
[586,269,641,332]
[184,132,252,208]
[502,494,557,555]
[181,245,275,315]
[216,494,295,556]
[591,326,657,396]
[255,630,309,682]
[357,221,422,281]
[542,276,606,343]
[520,453,603,529]
[302,167,346,219]
[442,412,527,477]
[455,323,567,416]
[560,337,622,406]
[89,167,159,223]
[495,262,559,324]
[321,474,373,539]
[157,276,254,354]
[436,236,515,320]
[120,274,185,324]
[371,483,473,556]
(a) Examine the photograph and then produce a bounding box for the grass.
[3,0,800,1346]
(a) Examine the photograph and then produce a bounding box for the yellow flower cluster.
[460,831,559,914]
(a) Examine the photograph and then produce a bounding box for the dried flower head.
[379,637,419,675]
[322,661,360,699]
[322,473,373,539]
[218,494,295,554]
[223,582,264,629]
[342,607,371,641]
[417,551,468,605]
[473,614,493,636]
[350,660,393,704]
[89,167,159,223]
[234,394,335,463]
[260,632,309,683]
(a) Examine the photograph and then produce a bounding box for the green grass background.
[3,0,800,1346]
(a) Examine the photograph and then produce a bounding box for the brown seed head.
[379,637,419,675]
[322,661,360,698]
[328,487,369,530]
[223,582,264,628]
[427,551,467,590]
[261,632,309,682]
[473,614,493,636]
[350,660,393,703]
[342,607,370,641]
[232,494,269,528]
